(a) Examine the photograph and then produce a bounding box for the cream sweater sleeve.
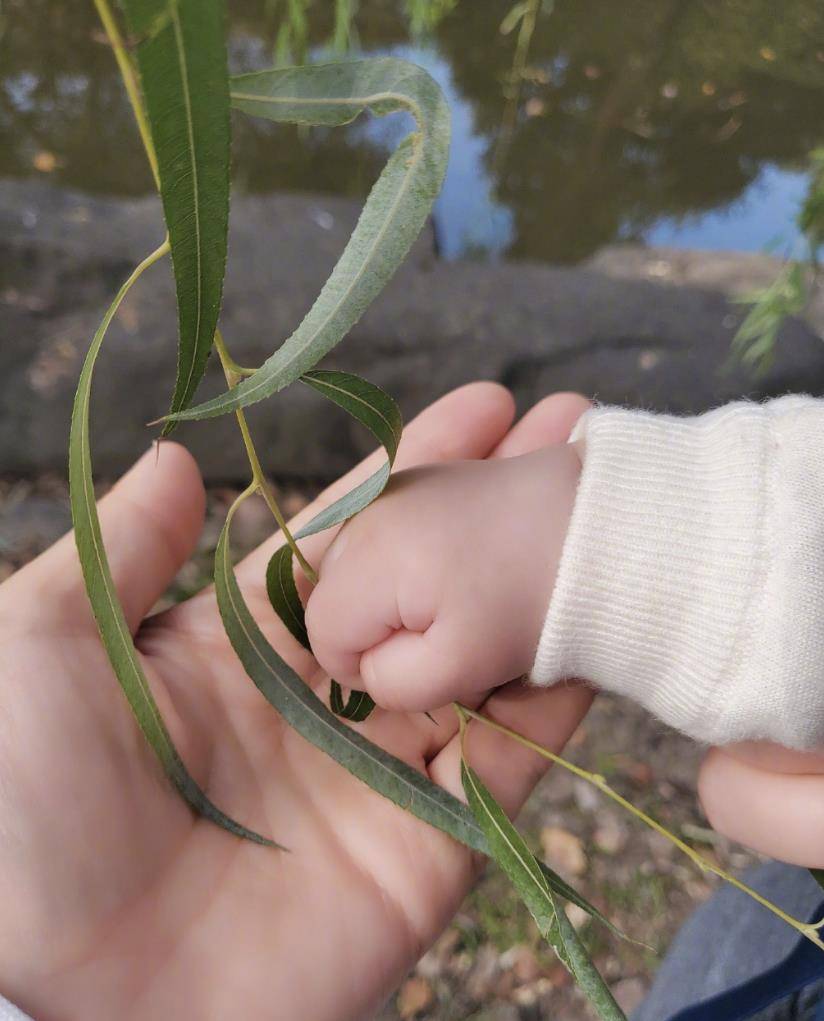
[531,396,824,750]
[0,997,31,1020]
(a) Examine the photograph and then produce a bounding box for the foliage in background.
[265,0,454,65]
[404,0,458,36]
[733,147,824,371]
[4,0,824,263]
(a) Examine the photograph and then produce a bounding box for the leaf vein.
[170,5,203,409]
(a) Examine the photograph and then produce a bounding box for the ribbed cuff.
[531,402,775,743]
[0,997,32,1021]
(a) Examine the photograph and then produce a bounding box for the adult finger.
[430,681,594,817]
[6,443,206,634]
[698,747,824,867]
[492,391,591,459]
[719,741,824,776]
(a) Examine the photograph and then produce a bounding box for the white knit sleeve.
[0,997,32,1021]
[531,396,824,749]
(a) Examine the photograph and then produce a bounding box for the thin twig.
[92,0,160,190]
[457,703,824,949]
[213,331,318,584]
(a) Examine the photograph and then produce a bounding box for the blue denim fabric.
[633,864,824,1021]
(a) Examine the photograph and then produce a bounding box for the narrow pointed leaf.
[266,544,310,650]
[69,243,275,849]
[330,682,376,722]
[461,759,626,1021]
[163,58,450,424]
[216,507,626,935]
[219,504,478,843]
[266,542,376,721]
[301,370,402,462]
[500,1,528,35]
[298,464,393,539]
[294,370,403,539]
[121,0,230,425]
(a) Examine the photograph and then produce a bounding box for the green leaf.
[266,542,376,720]
[330,682,376,722]
[810,868,824,894]
[215,503,625,935]
[294,370,403,539]
[302,370,402,462]
[266,544,310,650]
[219,501,479,843]
[298,463,393,540]
[162,57,450,425]
[461,757,626,1021]
[266,537,377,720]
[500,1,528,35]
[121,0,231,426]
[69,241,276,849]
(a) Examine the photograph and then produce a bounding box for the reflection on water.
[1,0,822,263]
[356,45,515,259]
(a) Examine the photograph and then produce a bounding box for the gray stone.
[0,492,72,555]
[2,179,822,483]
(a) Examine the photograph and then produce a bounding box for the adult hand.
[700,742,824,867]
[0,384,593,1021]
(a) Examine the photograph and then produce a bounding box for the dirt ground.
[0,474,765,1021]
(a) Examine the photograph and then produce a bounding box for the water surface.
[2,0,822,263]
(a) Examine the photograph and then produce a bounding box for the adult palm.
[0,384,593,1021]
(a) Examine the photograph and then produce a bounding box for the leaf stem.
[214,330,318,584]
[92,0,161,191]
[212,329,257,379]
[457,703,824,950]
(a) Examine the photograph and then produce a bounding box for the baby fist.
[305,445,580,713]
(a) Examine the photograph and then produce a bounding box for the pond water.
[2,0,822,264]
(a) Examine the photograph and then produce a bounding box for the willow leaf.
[163,57,450,424]
[266,542,376,720]
[294,370,403,539]
[266,544,310,650]
[121,0,230,425]
[461,759,626,1021]
[301,370,402,462]
[69,242,275,848]
[216,505,625,934]
[298,465,392,539]
[330,682,376,722]
[219,500,478,844]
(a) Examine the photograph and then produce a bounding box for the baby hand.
[305,445,581,712]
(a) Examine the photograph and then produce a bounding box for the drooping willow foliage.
[70,3,824,1018]
[733,147,824,371]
